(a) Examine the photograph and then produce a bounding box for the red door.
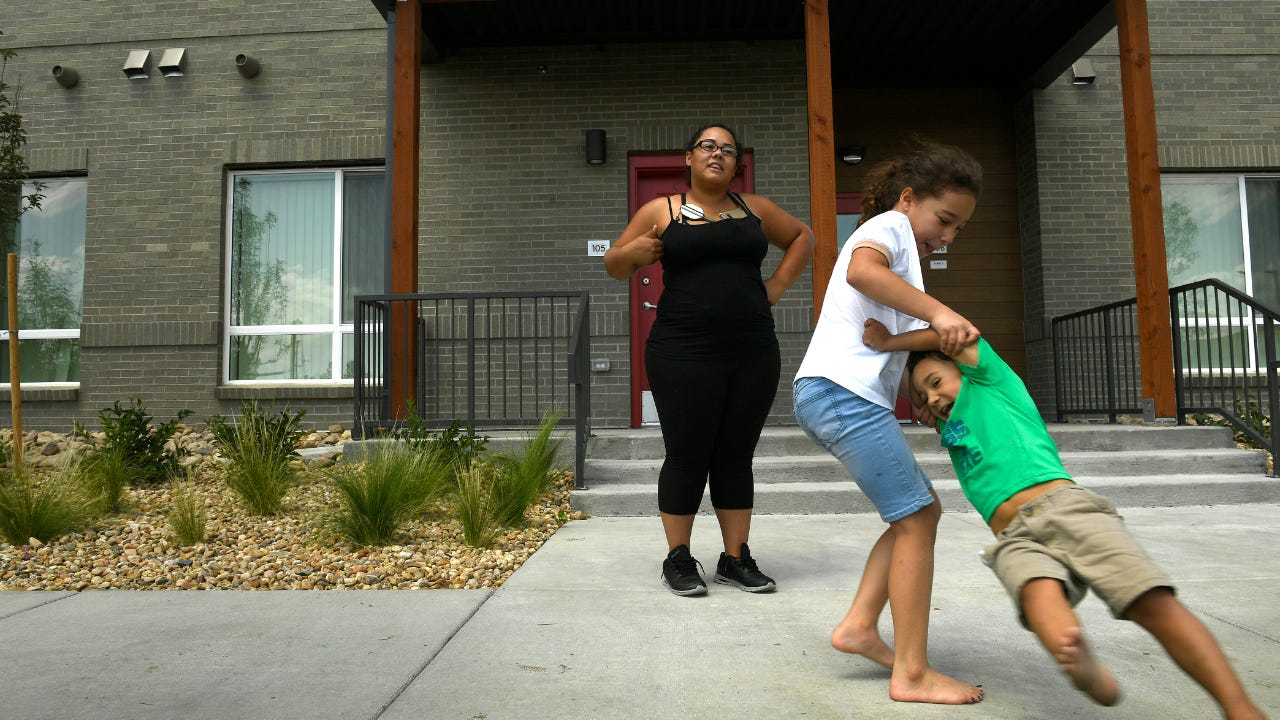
[627,153,754,427]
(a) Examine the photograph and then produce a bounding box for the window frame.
[222,166,385,386]
[1,176,88,389]
[1163,172,1280,374]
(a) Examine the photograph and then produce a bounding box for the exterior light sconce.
[585,129,607,165]
[122,50,151,79]
[1071,59,1096,86]
[158,48,187,78]
[52,65,79,88]
[235,54,261,78]
[838,144,866,166]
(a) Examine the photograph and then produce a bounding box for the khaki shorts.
[982,485,1174,628]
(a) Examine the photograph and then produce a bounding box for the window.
[1163,175,1280,306]
[225,168,386,383]
[1,178,87,385]
[1163,174,1280,370]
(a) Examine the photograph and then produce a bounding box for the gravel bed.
[0,428,584,591]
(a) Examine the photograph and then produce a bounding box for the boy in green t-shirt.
[863,319,1266,719]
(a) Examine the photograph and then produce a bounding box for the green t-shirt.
[939,338,1073,522]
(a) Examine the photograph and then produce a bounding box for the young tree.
[0,31,44,237]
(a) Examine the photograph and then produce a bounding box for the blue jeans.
[792,376,934,522]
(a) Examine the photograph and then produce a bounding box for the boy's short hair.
[906,349,952,381]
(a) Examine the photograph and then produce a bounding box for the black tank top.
[646,193,777,359]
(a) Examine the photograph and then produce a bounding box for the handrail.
[353,290,591,488]
[1052,279,1278,471]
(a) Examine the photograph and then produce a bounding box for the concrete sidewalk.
[1,505,1277,719]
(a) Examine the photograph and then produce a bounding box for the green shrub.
[209,403,304,515]
[326,444,454,546]
[1193,397,1273,450]
[88,398,192,484]
[208,402,305,467]
[167,480,208,546]
[389,409,489,470]
[0,468,95,545]
[488,413,564,528]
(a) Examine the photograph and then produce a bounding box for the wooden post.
[804,0,837,320]
[389,0,422,420]
[1115,0,1176,418]
[7,253,23,473]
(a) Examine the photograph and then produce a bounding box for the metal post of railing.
[1170,287,1186,424]
[465,296,477,440]
[1052,320,1065,422]
[1266,318,1279,477]
[1103,307,1117,422]
[353,299,366,438]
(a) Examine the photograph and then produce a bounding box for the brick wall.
[1021,0,1280,415]
[1,3,812,430]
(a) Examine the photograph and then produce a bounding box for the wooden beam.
[1115,0,1175,418]
[804,0,837,320]
[389,0,422,419]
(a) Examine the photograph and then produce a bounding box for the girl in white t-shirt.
[793,142,985,705]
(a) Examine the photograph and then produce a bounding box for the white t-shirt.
[794,210,927,410]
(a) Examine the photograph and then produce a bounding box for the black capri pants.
[645,346,781,515]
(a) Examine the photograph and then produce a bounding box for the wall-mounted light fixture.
[1071,59,1096,86]
[122,50,151,79]
[158,48,187,78]
[838,144,866,166]
[235,53,260,78]
[51,65,79,89]
[585,129,607,165]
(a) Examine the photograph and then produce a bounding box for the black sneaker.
[661,544,707,596]
[713,542,776,593]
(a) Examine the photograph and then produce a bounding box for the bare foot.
[889,668,984,704]
[830,622,894,669]
[1055,627,1120,706]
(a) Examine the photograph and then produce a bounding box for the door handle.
[642,301,658,310]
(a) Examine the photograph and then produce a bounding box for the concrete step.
[571,474,1280,517]
[584,424,1240,460]
[572,423,1278,517]
[581,448,1268,486]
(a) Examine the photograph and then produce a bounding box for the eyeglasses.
[693,139,738,158]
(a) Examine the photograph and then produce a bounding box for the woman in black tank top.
[603,124,814,596]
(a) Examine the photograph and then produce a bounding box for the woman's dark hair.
[857,141,983,227]
[684,123,741,185]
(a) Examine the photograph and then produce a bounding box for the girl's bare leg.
[883,499,984,704]
[830,527,895,668]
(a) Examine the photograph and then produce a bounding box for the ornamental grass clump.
[454,462,499,548]
[208,402,305,515]
[326,443,455,546]
[166,479,208,546]
[0,465,95,545]
[488,413,564,528]
[77,445,133,515]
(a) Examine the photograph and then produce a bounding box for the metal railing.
[1053,279,1278,465]
[353,290,590,487]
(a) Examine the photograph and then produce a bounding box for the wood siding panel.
[834,88,1026,377]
